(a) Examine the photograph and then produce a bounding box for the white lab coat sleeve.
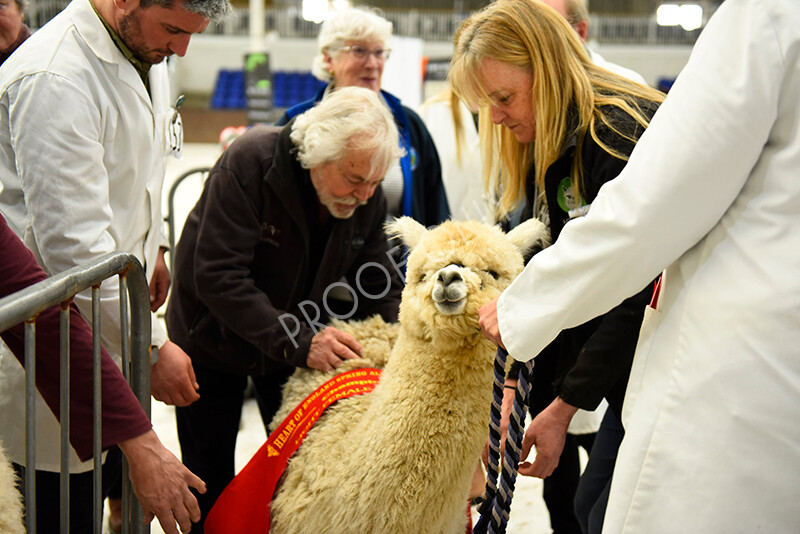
[498,0,782,362]
[8,72,126,359]
[151,316,168,349]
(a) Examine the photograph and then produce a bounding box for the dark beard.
[118,8,164,65]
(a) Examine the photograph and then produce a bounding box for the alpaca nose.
[432,265,468,314]
[437,269,463,286]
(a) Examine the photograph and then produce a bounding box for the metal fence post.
[0,252,152,534]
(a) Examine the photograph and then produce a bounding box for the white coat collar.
[68,0,151,107]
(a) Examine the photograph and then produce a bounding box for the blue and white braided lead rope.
[474,349,534,534]
[472,347,507,534]
[491,360,533,533]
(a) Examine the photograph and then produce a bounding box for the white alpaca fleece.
[270,218,548,534]
[268,315,401,433]
[0,439,24,534]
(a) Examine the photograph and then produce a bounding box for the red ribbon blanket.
[205,368,383,534]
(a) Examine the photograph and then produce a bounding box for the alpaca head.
[386,217,549,349]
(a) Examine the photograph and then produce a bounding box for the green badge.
[557,176,585,213]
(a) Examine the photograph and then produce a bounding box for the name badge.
[165,109,183,158]
[165,94,185,158]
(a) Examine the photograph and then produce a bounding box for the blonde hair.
[311,6,393,82]
[425,88,472,169]
[291,86,403,176]
[449,0,663,218]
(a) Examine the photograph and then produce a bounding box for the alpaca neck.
[368,328,495,441]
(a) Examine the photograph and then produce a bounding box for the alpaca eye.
[486,270,499,280]
[419,273,426,283]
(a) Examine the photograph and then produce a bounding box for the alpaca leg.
[469,460,486,500]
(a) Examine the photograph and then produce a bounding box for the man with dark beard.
[0,0,231,531]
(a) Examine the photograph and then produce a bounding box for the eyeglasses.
[337,45,391,62]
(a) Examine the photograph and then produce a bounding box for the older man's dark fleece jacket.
[165,123,403,376]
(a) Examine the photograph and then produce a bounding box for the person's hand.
[151,340,200,406]
[482,379,516,468]
[517,396,578,478]
[478,296,506,349]
[118,429,206,534]
[149,248,171,312]
[306,327,362,371]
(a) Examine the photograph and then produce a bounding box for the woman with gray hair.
[0,0,30,66]
[276,6,449,228]
[166,86,405,531]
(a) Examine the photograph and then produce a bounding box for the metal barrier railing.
[165,167,211,274]
[0,252,152,534]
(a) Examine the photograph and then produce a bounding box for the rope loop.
[473,349,534,534]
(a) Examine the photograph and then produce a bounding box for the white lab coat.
[588,48,648,87]
[497,0,800,531]
[0,0,177,471]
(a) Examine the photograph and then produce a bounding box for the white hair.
[290,86,404,177]
[311,6,393,82]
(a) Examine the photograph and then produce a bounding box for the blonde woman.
[449,1,663,531]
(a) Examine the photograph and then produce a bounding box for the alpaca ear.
[384,216,427,251]
[506,218,551,258]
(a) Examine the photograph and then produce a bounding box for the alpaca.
[268,315,400,430]
[269,217,548,534]
[0,439,24,534]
